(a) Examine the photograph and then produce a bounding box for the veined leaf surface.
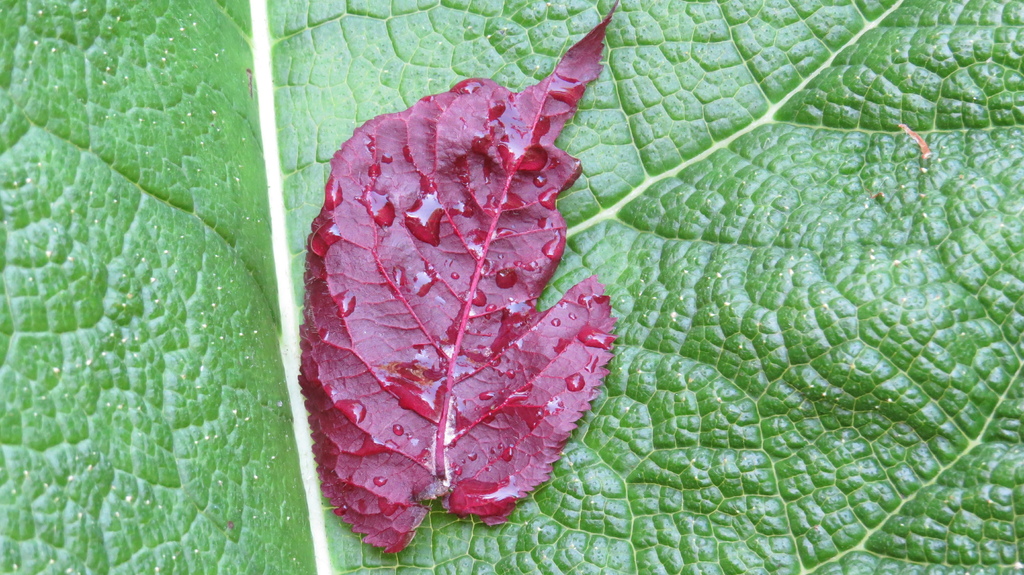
[272,0,1024,573]
[0,0,315,572]
[4,0,1024,573]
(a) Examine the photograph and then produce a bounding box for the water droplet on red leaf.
[495,269,517,289]
[576,325,614,349]
[551,318,561,327]
[374,476,388,487]
[337,292,357,318]
[519,145,547,171]
[479,391,494,401]
[324,175,342,210]
[473,289,487,306]
[539,188,558,210]
[412,271,436,296]
[542,236,563,260]
[405,193,444,246]
[392,424,404,436]
[488,102,506,121]
[471,134,492,155]
[500,446,514,462]
[466,229,488,258]
[368,192,395,227]
[502,192,526,210]
[565,373,585,392]
[577,293,611,308]
[334,400,366,423]
[535,116,551,137]
[452,78,485,94]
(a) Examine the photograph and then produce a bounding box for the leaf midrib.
[249,0,333,572]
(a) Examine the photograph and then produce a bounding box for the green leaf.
[271,0,1024,574]
[0,0,314,572]
[6,0,1024,572]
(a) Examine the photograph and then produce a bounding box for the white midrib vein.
[566,0,907,239]
[250,1,333,573]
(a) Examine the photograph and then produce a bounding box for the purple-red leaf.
[299,8,617,553]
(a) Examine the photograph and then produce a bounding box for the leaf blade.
[271,0,1024,572]
[0,0,316,571]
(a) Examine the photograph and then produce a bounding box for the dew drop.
[324,175,342,210]
[500,446,514,462]
[452,78,485,94]
[577,325,614,349]
[334,400,366,423]
[381,153,393,164]
[488,101,506,121]
[412,270,436,296]
[565,373,586,392]
[337,292,356,318]
[535,116,551,137]
[466,229,488,258]
[373,476,388,487]
[472,134,492,155]
[310,225,337,257]
[368,192,395,227]
[533,174,547,187]
[542,236,563,260]
[539,188,558,210]
[578,294,610,309]
[495,268,518,289]
[502,192,526,211]
[551,318,561,327]
[473,289,487,307]
[379,498,400,516]
[485,304,498,313]
[451,272,460,280]
[392,424,404,436]
[367,163,381,179]
[403,145,414,163]
[405,193,444,246]
[479,391,494,400]
[519,145,548,171]
[467,452,478,461]
[453,465,463,476]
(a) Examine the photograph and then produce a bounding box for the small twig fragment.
[246,68,254,98]
[898,124,931,160]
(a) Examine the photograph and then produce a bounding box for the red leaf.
[300,7,617,553]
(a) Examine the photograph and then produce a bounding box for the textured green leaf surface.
[271,0,1024,573]
[0,0,314,572]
